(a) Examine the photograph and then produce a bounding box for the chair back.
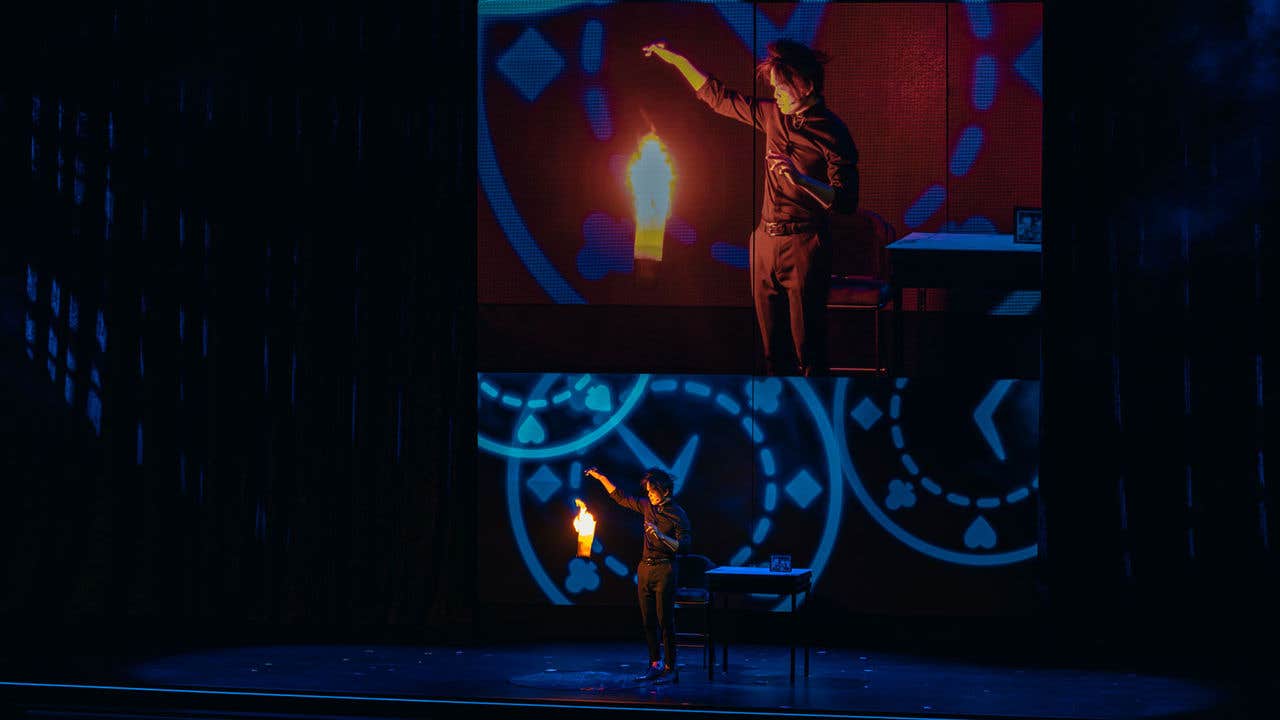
[676,554,717,591]
[828,208,896,281]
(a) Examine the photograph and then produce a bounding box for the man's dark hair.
[641,468,674,497]
[756,39,830,97]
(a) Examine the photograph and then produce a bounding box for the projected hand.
[642,42,681,64]
[643,41,708,94]
[644,521,658,536]
[766,152,799,185]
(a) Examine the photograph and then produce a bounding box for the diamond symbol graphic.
[785,470,822,510]
[1014,34,1043,98]
[850,397,883,430]
[525,464,562,503]
[496,28,565,103]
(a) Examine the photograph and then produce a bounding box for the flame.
[573,499,596,535]
[573,499,596,557]
[626,131,675,261]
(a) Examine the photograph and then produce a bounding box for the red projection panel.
[478,2,1042,305]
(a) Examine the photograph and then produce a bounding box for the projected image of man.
[643,39,859,376]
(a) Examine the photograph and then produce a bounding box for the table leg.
[707,590,715,682]
[892,284,904,374]
[721,592,728,673]
[803,590,810,678]
[790,591,796,683]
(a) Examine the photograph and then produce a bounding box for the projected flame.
[573,499,597,558]
[626,132,675,261]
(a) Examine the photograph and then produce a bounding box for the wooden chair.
[827,209,896,374]
[673,554,717,668]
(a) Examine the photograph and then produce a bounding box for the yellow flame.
[573,499,596,558]
[626,132,675,261]
[573,499,596,535]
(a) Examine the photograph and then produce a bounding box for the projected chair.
[674,554,717,668]
[827,209,896,374]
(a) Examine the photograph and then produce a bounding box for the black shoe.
[657,665,679,684]
[633,661,664,682]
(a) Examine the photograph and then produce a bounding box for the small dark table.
[705,567,812,683]
[887,232,1042,372]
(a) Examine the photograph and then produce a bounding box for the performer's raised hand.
[641,41,681,64]
[641,41,708,92]
[585,466,616,493]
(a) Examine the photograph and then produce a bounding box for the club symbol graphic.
[834,377,1039,566]
[482,374,843,609]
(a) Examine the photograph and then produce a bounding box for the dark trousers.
[637,561,677,666]
[752,223,831,376]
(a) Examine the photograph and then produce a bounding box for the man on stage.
[586,467,691,682]
[643,39,859,376]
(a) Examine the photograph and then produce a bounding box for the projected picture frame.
[1014,207,1042,244]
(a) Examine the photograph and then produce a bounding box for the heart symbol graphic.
[516,415,546,445]
[963,516,998,550]
[585,384,613,412]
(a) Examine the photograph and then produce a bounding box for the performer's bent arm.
[819,141,860,213]
[767,141,859,213]
[648,508,692,554]
[792,173,838,209]
[650,528,679,552]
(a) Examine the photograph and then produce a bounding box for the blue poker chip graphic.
[493,375,843,608]
[833,377,1038,566]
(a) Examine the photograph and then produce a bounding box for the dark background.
[0,1,475,645]
[0,0,1275,681]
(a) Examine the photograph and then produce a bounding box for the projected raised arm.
[642,42,707,92]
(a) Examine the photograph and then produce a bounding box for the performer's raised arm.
[642,41,707,91]
[585,467,644,513]
[643,41,766,130]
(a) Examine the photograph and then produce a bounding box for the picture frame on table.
[1014,207,1042,244]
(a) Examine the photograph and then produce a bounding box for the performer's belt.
[765,220,824,236]
[640,557,672,564]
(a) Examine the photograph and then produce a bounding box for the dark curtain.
[3,0,1277,660]
[1041,0,1277,655]
[0,1,476,643]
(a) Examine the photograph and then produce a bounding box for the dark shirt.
[609,487,692,560]
[695,75,859,222]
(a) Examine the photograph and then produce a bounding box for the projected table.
[887,232,1042,372]
[706,567,812,683]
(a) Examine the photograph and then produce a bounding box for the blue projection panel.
[477,373,1041,615]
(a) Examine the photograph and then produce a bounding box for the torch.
[626,131,675,284]
[573,498,597,558]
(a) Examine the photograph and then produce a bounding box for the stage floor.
[1,641,1235,719]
